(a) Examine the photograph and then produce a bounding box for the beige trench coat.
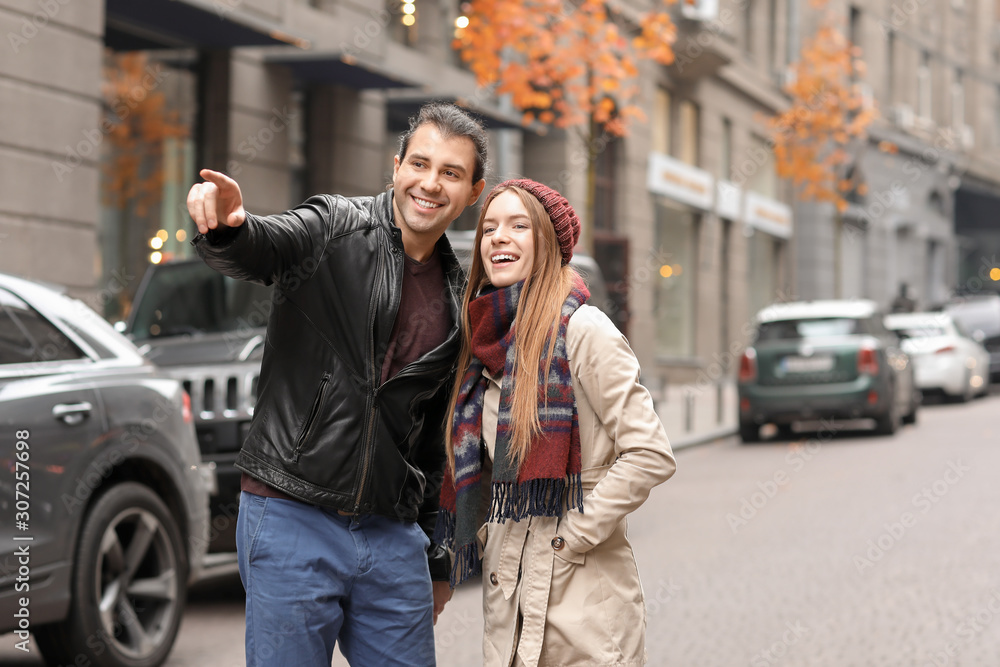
[476,304,676,667]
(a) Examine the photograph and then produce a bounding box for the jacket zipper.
[292,372,331,463]
[354,243,393,512]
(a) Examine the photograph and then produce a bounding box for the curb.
[669,425,738,451]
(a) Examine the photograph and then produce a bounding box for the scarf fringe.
[486,474,584,523]
[449,541,482,588]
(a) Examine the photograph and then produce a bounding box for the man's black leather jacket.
[193,190,461,579]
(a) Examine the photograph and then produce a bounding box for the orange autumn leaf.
[768,10,876,210]
[454,0,677,135]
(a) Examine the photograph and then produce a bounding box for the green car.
[737,300,920,442]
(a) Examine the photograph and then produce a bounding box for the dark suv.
[0,272,211,667]
[122,259,271,552]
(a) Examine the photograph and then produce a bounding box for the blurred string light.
[156,229,168,242]
[175,229,187,242]
[401,0,415,26]
[149,236,164,250]
[659,264,683,278]
[149,251,163,264]
[455,15,469,29]
[991,267,1000,281]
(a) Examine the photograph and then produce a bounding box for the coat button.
[490,572,499,585]
[551,536,565,550]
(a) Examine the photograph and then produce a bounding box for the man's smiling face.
[391,123,484,254]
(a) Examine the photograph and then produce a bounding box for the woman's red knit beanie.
[493,178,581,265]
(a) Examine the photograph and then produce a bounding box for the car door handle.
[53,402,93,426]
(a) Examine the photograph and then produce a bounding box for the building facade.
[792,0,1000,308]
[3,0,995,397]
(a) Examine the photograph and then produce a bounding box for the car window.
[757,317,860,341]
[895,325,947,338]
[129,262,273,340]
[60,319,117,359]
[0,288,86,364]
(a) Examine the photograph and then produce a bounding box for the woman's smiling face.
[480,190,536,288]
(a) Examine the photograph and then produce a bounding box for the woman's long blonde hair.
[445,185,579,475]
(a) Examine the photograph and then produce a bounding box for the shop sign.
[647,152,714,210]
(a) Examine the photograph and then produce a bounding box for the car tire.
[774,424,795,441]
[33,483,188,667]
[739,421,761,443]
[902,403,918,425]
[874,408,899,436]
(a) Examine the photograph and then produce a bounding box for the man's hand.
[187,169,246,235]
[432,581,453,626]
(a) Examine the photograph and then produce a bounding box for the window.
[743,0,755,58]
[721,117,733,181]
[653,87,672,155]
[654,203,697,357]
[593,137,619,232]
[952,70,964,128]
[995,86,1000,147]
[885,31,895,106]
[748,231,780,316]
[388,0,420,47]
[767,0,778,71]
[677,101,699,166]
[849,6,862,61]
[99,50,199,323]
[0,289,85,365]
[747,134,777,198]
[917,51,932,120]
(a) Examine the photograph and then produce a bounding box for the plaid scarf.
[435,278,589,587]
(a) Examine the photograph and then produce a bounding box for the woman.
[436,179,677,666]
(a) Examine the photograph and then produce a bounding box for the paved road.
[4,392,999,666]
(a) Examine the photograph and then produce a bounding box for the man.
[186,103,488,666]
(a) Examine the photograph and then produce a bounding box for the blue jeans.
[236,492,436,666]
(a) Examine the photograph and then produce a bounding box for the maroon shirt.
[242,247,453,502]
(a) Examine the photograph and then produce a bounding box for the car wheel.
[739,421,761,443]
[874,407,900,436]
[902,402,918,425]
[34,483,188,667]
[774,424,795,440]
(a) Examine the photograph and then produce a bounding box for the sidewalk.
[654,378,738,451]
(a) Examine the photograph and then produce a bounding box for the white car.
[885,312,991,401]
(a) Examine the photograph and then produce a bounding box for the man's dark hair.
[397,103,489,185]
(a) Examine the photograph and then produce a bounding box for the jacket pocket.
[292,372,331,462]
[552,536,586,565]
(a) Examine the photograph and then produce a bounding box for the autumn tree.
[768,0,878,212]
[453,0,679,226]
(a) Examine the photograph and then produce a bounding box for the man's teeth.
[492,254,517,263]
[414,197,442,208]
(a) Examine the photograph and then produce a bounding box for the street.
[3,391,999,666]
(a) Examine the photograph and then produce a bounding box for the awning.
[265,52,416,89]
[385,92,527,132]
[105,0,310,51]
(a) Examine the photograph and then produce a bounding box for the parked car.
[885,311,991,401]
[447,229,614,320]
[120,258,271,552]
[737,299,919,442]
[940,292,1000,382]
[0,272,211,667]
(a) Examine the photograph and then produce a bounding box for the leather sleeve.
[415,377,454,581]
[192,194,337,288]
